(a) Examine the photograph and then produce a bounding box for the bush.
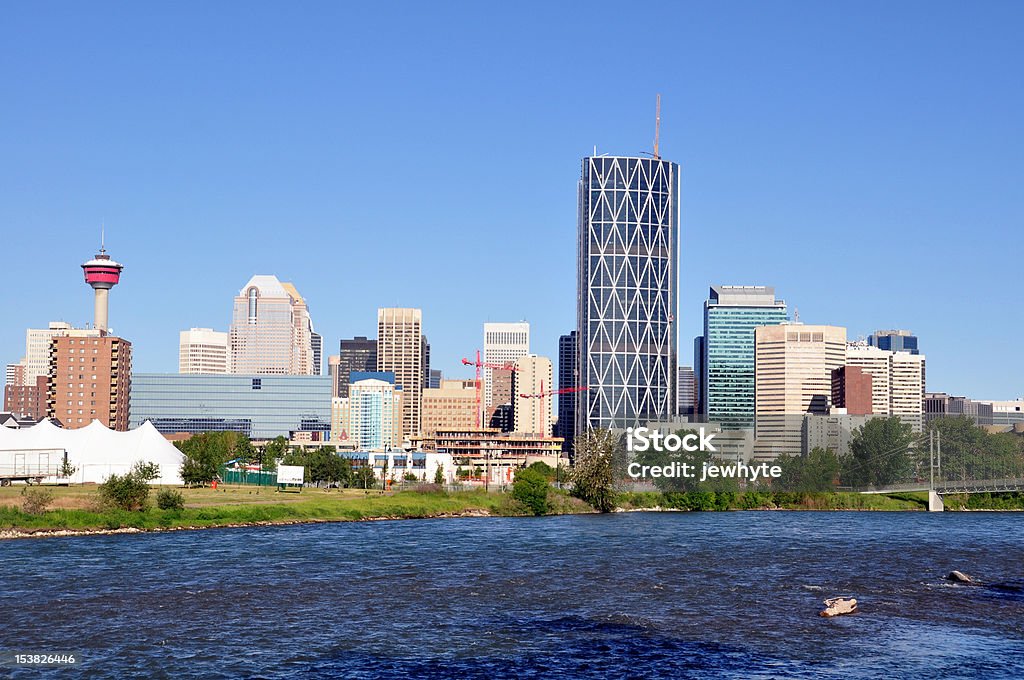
[21,487,55,515]
[98,461,160,511]
[511,467,550,516]
[156,488,185,511]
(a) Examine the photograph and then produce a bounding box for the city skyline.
[2,3,1022,400]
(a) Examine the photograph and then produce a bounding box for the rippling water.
[2,512,1023,678]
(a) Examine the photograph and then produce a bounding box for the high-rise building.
[377,308,423,437]
[8,322,83,387]
[831,366,873,415]
[4,375,48,420]
[229,275,315,375]
[754,324,847,458]
[701,286,788,429]
[577,155,679,431]
[845,343,926,431]
[422,379,477,436]
[555,331,577,451]
[676,366,696,417]
[178,328,229,375]
[310,332,323,376]
[331,373,403,450]
[513,355,554,437]
[868,329,919,355]
[48,335,132,430]
[422,338,431,388]
[131,374,332,438]
[336,336,378,398]
[483,322,530,408]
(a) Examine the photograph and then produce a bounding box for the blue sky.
[1,1,1021,399]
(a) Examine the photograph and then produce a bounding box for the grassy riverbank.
[0,485,551,535]
[3,484,1021,538]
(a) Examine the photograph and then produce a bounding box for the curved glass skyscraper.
[576,156,679,432]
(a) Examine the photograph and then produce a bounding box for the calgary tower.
[81,234,124,334]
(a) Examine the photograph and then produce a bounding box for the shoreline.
[0,508,497,541]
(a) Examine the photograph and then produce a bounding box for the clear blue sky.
[1,1,1021,399]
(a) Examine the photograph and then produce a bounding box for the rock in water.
[820,597,858,617]
[947,570,976,584]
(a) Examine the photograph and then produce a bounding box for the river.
[2,512,1022,678]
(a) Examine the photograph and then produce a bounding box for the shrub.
[512,467,550,516]
[156,488,185,511]
[98,461,160,511]
[21,487,55,515]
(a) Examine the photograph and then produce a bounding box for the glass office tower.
[576,156,679,431]
[701,286,788,429]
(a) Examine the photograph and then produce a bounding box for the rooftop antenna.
[794,307,801,323]
[653,93,661,160]
[100,223,106,254]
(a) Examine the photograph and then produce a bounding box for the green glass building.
[700,286,787,430]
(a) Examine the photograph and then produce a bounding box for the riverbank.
[4,485,1023,539]
[0,486,551,539]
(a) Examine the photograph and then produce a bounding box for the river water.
[2,512,1022,678]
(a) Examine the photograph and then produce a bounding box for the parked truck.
[0,448,65,486]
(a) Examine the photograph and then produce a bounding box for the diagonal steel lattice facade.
[576,156,679,432]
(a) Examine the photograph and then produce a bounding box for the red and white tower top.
[81,232,123,333]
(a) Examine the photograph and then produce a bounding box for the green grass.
[0,488,525,533]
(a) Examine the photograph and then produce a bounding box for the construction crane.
[461,351,519,428]
[518,383,590,438]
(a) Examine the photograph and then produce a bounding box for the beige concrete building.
[229,275,315,375]
[378,308,423,437]
[846,342,925,431]
[422,379,477,436]
[178,328,229,374]
[483,322,530,408]
[330,377,403,450]
[512,354,554,437]
[47,334,132,430]
[754,324,846,459]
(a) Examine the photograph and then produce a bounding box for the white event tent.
[0,419,184,485]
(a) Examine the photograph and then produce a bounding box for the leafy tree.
[433,463,445,485]
[98,461,161,511]
[403,472,418,482]
[571,428,618,512]
[524,461,556,481]
[353,464,377,489]
[58,457,77,480]
[512,466,550,515]
[156,488,185,511]
[21,487,54,515]
[775,448,840,492]
[176,431,258,486]
[929,416,1024,482]
[261,436,288,473]
[842,417,917,488]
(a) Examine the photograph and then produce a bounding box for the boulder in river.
[819,597,858,617]
[946,570,977,584]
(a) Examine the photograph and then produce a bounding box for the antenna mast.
[653,93,661,159]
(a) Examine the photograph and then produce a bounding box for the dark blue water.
[2,512,1023,678]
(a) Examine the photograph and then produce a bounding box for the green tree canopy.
[571,428,618,512]
[842,417,917,488]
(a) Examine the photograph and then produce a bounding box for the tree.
[98,461,160,511]
[571,428,618,512]
[261,436,288,473]
[433,463,445,485]
[843,417,917,488]
[524,461,556,481]
[58,456,77,480]
[929,416,1024,482]
[775,448,840,492]
[512,466,550,515]
[353,464,377,489]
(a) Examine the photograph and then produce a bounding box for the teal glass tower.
[700,286,787,429]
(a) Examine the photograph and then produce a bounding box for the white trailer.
[0,448,65,485]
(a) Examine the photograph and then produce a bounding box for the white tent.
[0,419,184,485]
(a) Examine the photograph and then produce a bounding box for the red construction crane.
[518,382,590,438]
[461,350,519,428]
